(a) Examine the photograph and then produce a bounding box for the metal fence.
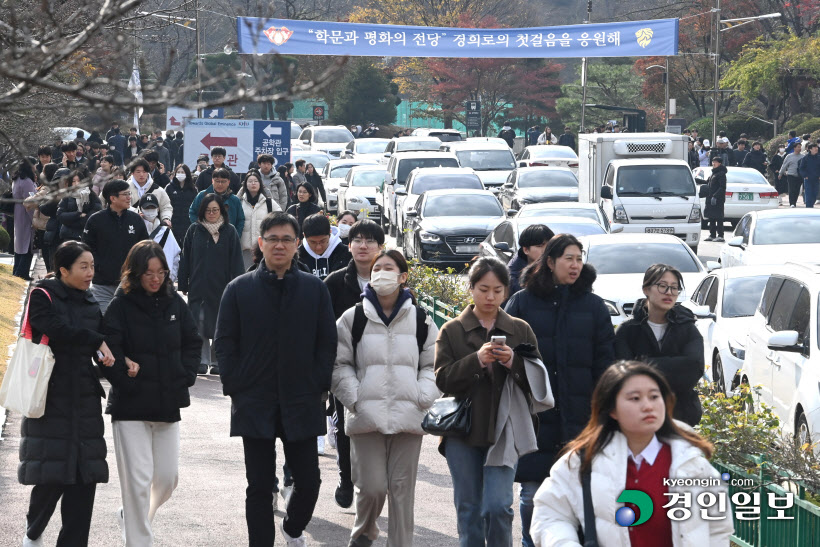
[416,293,461,329]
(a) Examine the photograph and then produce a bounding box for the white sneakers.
[279,519,307,546]
[22,529,43,547]
[281,484,294,507]
[116,507,126,543]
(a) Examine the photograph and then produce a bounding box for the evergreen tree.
[329,59,398,126]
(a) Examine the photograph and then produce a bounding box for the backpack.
[350,302,428,362]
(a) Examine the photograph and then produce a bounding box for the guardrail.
[416,292,461,328]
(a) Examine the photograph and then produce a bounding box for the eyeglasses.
[261,235,297,245]
[142,270,168,280]
[654,283,681,295]
[205,208,221,214]
[351,237,378,246]
[117,191,131,198]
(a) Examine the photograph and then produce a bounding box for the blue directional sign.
[252,121,291,169]
[203,108,224,119]
[183,119,291,173]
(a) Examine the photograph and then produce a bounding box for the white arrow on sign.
[262,125,282,137]
[208,110,218,118]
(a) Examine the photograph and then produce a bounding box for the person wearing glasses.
[101,240,201,546]
[614,263,704,426]
[83,179,150,314]
[215,212,337,546]
[178,194,244,376]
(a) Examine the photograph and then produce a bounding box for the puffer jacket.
[531,430,734,547]
[332,296,440,436]
[259,170,289,211]
[703,165,727,220]
[56,190,102,241]
[240,192,280,251]
[128,175,173,222]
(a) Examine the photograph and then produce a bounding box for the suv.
[298,125,355,157]
[381,137,443,163]
[439,141,516,189]
[742,262,820,449]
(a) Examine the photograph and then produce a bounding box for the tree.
[555,61,644,129]
[328,59,398,126]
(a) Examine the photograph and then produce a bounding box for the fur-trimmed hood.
[520,261,598,299]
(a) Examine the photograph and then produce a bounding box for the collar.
[458,304,517,336]
[629,435,663,470]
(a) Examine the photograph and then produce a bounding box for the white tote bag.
[0,288,55,418]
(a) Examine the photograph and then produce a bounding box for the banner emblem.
[635,28,653,48]
[264,26,294,46]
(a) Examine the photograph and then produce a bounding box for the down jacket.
[332,296,439,436]
[128,175,173,223]
[531,430,734,547]
[240,192,280,251]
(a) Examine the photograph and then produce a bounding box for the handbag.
[421,396,471,437]
[0,288,55,418]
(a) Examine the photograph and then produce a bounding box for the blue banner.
[237,18,678,58]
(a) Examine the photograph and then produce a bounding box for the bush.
[686,117,727,139]
[406,260,472,310]
[720,114,775,143]
[0,226,9,253]
[784,113,814,130]
[793,117,820,136]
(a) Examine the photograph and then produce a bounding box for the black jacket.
[57,191,102,241]
[39,198,61,246]
[557,133,576,149]
[82,208,150,285]
[615,300,704,426]
[195,164,241,194]
[504,264,615,482]
[19,279,109,486]
[166,179,198,245]
[498,128,516,148]
[214,260,337,441]
[298,239,352,280]
[709,147,736,168]
[734,148,750,168]
[703,165,727,219]
[151,168,171,189]
[688,148,700,170]
[742,149,768,175]
[306,172,327,205]
[324,259,364,319]
[101,288,201,422]
[508,254,528,296]
[287,201,322,234]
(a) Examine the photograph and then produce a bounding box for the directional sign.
[166,107,197,131]
[313,106,325,121]
[183,119,291,173]
[465,101,481,131]
[203,108,224,119]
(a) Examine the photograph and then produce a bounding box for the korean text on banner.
[183,119,291,174]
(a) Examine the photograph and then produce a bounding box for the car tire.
[712,354,726,395]
[396,226,404,247]
[796,412,811,448]
[403,233,412,258]
[389,221,397,238]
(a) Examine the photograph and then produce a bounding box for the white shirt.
[628,434,663,470]
[647,320,668,343]
[357,274,369,291]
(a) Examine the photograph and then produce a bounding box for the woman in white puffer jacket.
[332,249,439,547]
[531,361,733,547]
[239,170,280,269]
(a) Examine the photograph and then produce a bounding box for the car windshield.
[753,217,820,245]
[412,174,483,194]
[352,171,386,187]
[424,194,503,217]
[518,170,578,188]
[727,170,768,185]
[616,165,695,197]
[313,129,354,143]
[587,243,701,274]
[519,208,600,222]
[432,133,462,142]
[293,154,330,170]
[330,165,358,178]
[290,123,302,137]
[521,221,605,237]
[356,141,388,154]
[397,158,460,184]
[396,140,442,152]
[529,147,577,159]
[455,150,516,170]
[722,276,769,318]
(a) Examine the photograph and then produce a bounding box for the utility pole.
[579,0,592,133]
[711,0,721,144]
[665,56,670,129]
[195,0,202,117]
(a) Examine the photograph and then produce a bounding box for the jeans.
[90,283,117,315]
[445,436,516,547]
[519,481,541,547]
[804,178,819,208]
[787,175,803,206]
[13,251,32,278]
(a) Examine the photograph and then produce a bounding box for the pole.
[773,119,777,139]
[579,0,592,133]
[664,57,670,129]
[195,0,202,117]
[712,0,721,144]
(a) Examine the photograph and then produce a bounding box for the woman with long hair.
[304,162,326,206]
[240,170,280,268]
[12,160,38,279]
[530,361,733,546]
[615,264,704,426]
[166,163,198,245]
[505,234,615,547]
[178,194,244,375]
[19,241,114,546]
[56,170,101,242]
[101,240,200,545]
[286,182,322,234]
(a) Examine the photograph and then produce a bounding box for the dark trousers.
[13,251,32,278]
[243,435,321,546]
[333,396,352,487]
[787,175,803,206]
[708,218,724,238]
[26,482,97,545]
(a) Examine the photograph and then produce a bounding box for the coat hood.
[710,165,728,176]
[631,299,696,325]
[520,262,597,298]
[303,225,343,260]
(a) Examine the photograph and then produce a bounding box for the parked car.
[320,159,379,214]
[439,141,517,189]
[52,126,93,143]
[516,145,579,173]
[341,138,390,160]
[683,266,771,394]
[298,125,355,157]
[719,209,820,267]
[466,137,509,146]
[290,151,332,173]
[403,189,504,266]
[741,262,820,450]
[514,202,615,233]
[579,233,710,326]
[411,128,463,142]
[693,166,779,227]
[499,167,579,210]
[337,165,387,221]
[381,137,444,163]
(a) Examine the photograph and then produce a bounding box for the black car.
[403,189,505,266]
[499,166,579,210]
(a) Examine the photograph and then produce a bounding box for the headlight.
[603,299,620,316]
[419,231,441,243]
[614,205,628,223]
[728,340,745,360]
[689,204,702,223]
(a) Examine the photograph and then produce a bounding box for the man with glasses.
[323,219,385,509]
[188,167,245,235]
[215,211,336,547]
[83,179,149,313]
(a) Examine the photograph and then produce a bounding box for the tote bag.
[0,288,55,418]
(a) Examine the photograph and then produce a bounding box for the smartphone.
[490,335,506,346]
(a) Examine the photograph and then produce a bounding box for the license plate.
[739,192,754,201]
[645,227,674,234]
[455,245,480,254]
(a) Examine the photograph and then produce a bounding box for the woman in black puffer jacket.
[101,240,200,545]
[56,171,101,241]
[615,263,704,427]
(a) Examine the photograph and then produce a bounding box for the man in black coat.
[323,219,384,508]
[196,146,241,194]
[556,126,576,149]
[215,212,337,546]
[703,157,727,242]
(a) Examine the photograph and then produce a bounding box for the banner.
[182,119,291,174]
[237,18,678,58]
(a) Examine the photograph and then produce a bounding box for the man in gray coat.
[292,159,308,186]
[780,142,803,207]
[257,153,289,210]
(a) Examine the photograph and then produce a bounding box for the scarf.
[246,191,260,206]
[200,217,224,243]
[76,186,91,210]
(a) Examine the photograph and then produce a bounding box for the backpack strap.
[579,448,599,547]
[266,198,273,214]
[415,306,429,356]
[158,226,172,248]
[350,303,367,364]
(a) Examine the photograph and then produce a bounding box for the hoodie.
[128,174,173,222]
[298,226,353,280]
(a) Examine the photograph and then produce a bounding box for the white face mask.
[338,224,351,238]
[176,173,186,182]
[370,270,401,296]
[142,209,158,221]
[779,148,785,153]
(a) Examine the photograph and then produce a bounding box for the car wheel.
[796,412,811,448]
[712,354,726,395]
[740,379,755,414]
[396,225,404,246]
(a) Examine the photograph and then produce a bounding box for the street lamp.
[711,10,781,143]
[645,60,669,130]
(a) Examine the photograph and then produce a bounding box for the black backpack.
[350,302,428,361]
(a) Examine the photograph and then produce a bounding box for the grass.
[0,264,28,383]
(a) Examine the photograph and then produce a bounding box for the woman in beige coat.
[332,249,439,547]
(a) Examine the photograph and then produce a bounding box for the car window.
[397,158,460,185]
[768,280,802,332]
[789,288,810,348]
[518,171,579,188]
[604,165,615,188]
[759,277,785,319]
[313,128,354,143]
[704,277,719,313]
[586,243,702,274]
[423,194,503,217]
[455,150,516,170]
[691,277,714,306]
[519,208,599,223]
[727,169,768,185]
[753,217,820,245]
[352,171,386,187]
[722,276,769,318]
[493,222,515,247]
[521,150,529,160]
[530,147,577,159]
[616,165,695,197]
[396,140,441,152]
[412,174,483,194]
[355,140,388,154]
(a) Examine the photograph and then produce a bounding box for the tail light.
[725,192,733,198]
[759,192,777,198]
[568,162,579,168]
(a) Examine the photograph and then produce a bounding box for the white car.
[683,266,772,394]
[579,233,710,326]
[515,202,620,234]
[341,138,390,160]
[410,128,463,142]
[337,165,387,221]
[320,159,379,213]
[439,141,517,189]
[381,137,443,163]
[516,145,579,174]
[719,209,820,267]
[466,137,509,146]
[298,125,355,157]
[742,262,820,449]
[693,166,779,224]
[52,126,92,143]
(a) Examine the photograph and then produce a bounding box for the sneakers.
[116,507,126,543]
[197,363,208,375]
[281,484,294,508]
[348,535,374,547]
[714,237,725,242]
[209,364,220,375]
[22,521,43,547]
[335,481,354,509]
[317,436,325,456]
[704,236,715,242]
[279,519,307,546]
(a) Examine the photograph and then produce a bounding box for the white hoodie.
[128,174,173,222]
[138,214,181,282]
[302,225,344,279]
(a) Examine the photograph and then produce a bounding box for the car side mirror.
[601,186,613,200]
[518,162,526,167]
[406,210,418,218]
[706,260,721,272]
[691,305,716,321]
[610,225,624,233]
[340,182,349,187]
[506,209,518,217]
[767,330,801,352]
[493,242,511,252]
[727,236,745,249]
[384,152,392,158]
